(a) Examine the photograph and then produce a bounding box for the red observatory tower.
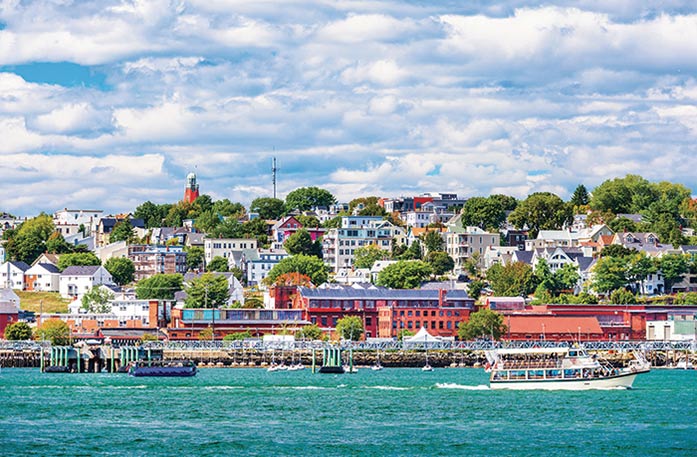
[183,172,199,203]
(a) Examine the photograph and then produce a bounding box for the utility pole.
[272,156,277,200]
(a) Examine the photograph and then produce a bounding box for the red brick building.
[0,302,19,336]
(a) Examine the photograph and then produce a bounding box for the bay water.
[1,368,695,456]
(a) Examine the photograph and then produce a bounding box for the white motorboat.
[422,363,433,372]
[485,346,650,390]
[371,364,384,371]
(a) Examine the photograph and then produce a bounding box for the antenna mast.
[272,156,277,199]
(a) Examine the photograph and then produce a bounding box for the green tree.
[625,253,657,295]
[212,199,245,218]
[81,287,114,313]
[185,273,231,308]
[5,213,55,264]
[109,219,135,243]
[460,196,506,230]
[457,308,506,340]
[592,256,628,294]
[570,184,590,207]
[283,229,322,257]
[421,230,444,253]
[424,251,455,275]
[608,216,638,234]
[223,330,252,341]
[104,257,135,286]
[323,215,343,229]
[376,260,432,289]
[508,192,572,239]
[57,252,101,271]
[353,245,389,269]
[659,254,689,293]
[397,329,415,341]
[207,256,230,272]
[185,246,205,271]
[4,321,33,340]
[400,240,423,260]
[230,266,244,282]
[45,231,73,254]
[335,316,364,341]
[194,210,222,233]
[134,201,171,228]
[555,263,581,293]
[285,187,337,212]
[467,279,485,301]
[250,197,286,220]
[590,174,657,214]
[164,201,194,227]
[348,196,386,216]
[673,292,697,305]
[135,274,183,300]
[486,262,537,297]
[600,244,637,258]
[209,218,246,239]
[296,324,323,340]
[295,214,321,228]
[489,194,518,211]
[265,255,329,286]
[609,288,637,304]
[35,319,70,345]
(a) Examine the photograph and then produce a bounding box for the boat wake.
[363,385,412,391]
[435,383,490,390]
[203,386,245,391]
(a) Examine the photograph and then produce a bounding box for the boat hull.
[490,370,646,390]
[318,366,345,374]
[128,366,197,377]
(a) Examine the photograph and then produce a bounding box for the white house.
[24,263,61,292]
[59,265,115,301]
[204,237,258,268]
[246,248,289,286]
[0,261,31,289]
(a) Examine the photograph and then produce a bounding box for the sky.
[1,0,697,216]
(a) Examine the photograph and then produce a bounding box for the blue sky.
[1,1,697,215]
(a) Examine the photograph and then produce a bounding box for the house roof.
[512,251,533,264]
[31,253,60,266]
[100,218,145,230]
[6,261,30,271]
[36,263,60,274]
[61,265,102,276]
[0,302,19,314]
[507,316,603,335]
[297,286,471,301]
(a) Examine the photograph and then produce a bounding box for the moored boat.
[485,346,650,390]
[128,360,197,377]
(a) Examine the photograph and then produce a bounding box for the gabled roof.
[6,260,31,271]
[512,251,533,264]
[31,263,61,274]
[61,265,102,276]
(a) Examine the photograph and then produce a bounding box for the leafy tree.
[4,321,32,340]
[295,214,321,228]
[250,197,286,220]
[424,251,455,275]
[397,329,415,341]
[592,256,628,294]
[390,239,407,258]
[223,330,252,341]
[194,210,222,233]
[283,229,322,257]
[5,213,55,264]
[265,255,329,286]
[558,291,598,304]
[164,201,194,227]
[335,316,364,341]
[45,232,73,254]
[600,244,637,258]
[104,257,135,286]
[376,260,432,289]
[207,256,230,272]
[185,246,205,271]
[285,187,336,212]
[208,218,246,239]
[489,194,518,211]
[134,201,172,229]
[508,192,572,239]
[467,279,485,301]
[625,253,657,295]
[348,196,386,216]
[185,273,230,308]
[212,199,245,218]
[659,254,689,293]
[400,240,423,260]
[460,196,506,230]
[296,324,322,340]
[322,216,343,229]
[110,219,135,243]
[81,287,114,313]
[556,263,581,292]
[353,245,389,269]
[271,272,314,287]
[35,319,70,345]
[135,274,183,300]
[230,266,244,282]
[198,327,214,340]
[680,197,697,229]
[608,216,638,233]
[585,209,615,227]
[57,252,101,271]
[486,262,537,297]
[421,230,444,253]
[609,288,637,304]
[457,308,506,340]
[673,292,697,305]
[570,184,590,207]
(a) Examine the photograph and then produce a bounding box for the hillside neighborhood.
[1,173,697,345]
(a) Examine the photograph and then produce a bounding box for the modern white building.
[53,208,103,236]
[59,265,115,301]
[204,237,258,268]
[246,249,289,286]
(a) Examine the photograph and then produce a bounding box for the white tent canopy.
[405,327,441,343]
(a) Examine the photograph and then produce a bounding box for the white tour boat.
[485,346,650,390]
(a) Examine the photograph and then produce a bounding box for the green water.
[0,368,695,456]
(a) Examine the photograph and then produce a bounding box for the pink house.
[272,216,326,243]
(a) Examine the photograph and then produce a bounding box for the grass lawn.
[15,291,71,313]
